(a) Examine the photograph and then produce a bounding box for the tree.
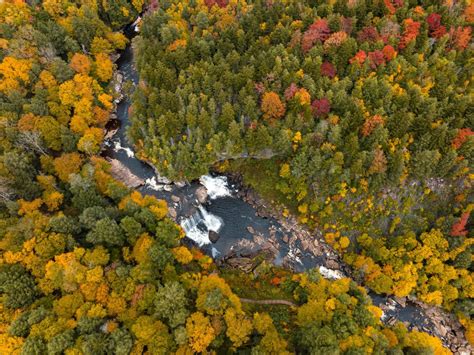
[70,53,91,74]
[450,26,472,50]
[321,61,336,78]
[427,13,446,39]
[0,264,38,309]
[450,212,470,237]
[312,98,331,118]
[261,91,286,121]
[120,216,144,243]
[108,328,134,355]
[86,217,125,246]
[154,281,189,328]
[132,316,173,354]
[94,53,114,82]
[46,330,74,355]
[224,308,253,348]
[185,312,215,353]
[21,336,46,355]
[302,19,331,52]
[53,152,83,182]
[298,324,339,355]
[196,275,241,315]
[399,19,420,49]
[77,127,103,154]
[80,206,109,229]
[0,56,31,93]
[253,312,290,354]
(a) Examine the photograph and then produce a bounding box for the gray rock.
[394,296,406,308]
[326,259,340,270]
[209,230,220,243]
[435,323,448,337]
[196,186,208,204]
[247,226,255,234]
[168,207,177,220]
[301,239,310,251]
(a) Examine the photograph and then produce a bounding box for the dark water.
[103,33,439,336]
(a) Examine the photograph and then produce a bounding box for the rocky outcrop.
[414,301,472,355]
[107,158,144,188]
[221,249,274,274]
[111,71,125,103]
[168,207,177,220]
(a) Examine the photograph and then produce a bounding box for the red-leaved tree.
[321,62,336,78]
[311,98,331,118]
[302,19,331,52]
[427,13,447,39]
[399,18,421,49]
[350,50,367,65]
[452,128,473,149]
[450,212,470,237]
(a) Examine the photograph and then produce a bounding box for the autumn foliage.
[0,0,472,353]
[261,91,286,121]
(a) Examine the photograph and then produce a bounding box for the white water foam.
[132,16,141,33]
[113,141,135,158]
[287,247,303,265]
[145,177,163,191]
[180,206,223,246]
[319,266,345,279]
[212,248,221,258]
[199,175,232,199]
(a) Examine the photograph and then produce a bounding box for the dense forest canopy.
[0,0,471,354]
[129,0,474,349]
[131,0,472,186]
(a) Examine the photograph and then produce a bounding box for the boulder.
[171,195,180,203]
[394,296,406,308]
[168,207,177,220]
[175,181,186,188]
[225,257,255,273]
[282,235,289,243]
[301,239,310,251]
[326,259,340,270]
[247,226,255,234]
[209,230,220,243]
[434,323,448,337]
[196,186,208,204]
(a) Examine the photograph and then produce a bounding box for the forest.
[0,0,472,354]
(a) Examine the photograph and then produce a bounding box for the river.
[101,20,465,352]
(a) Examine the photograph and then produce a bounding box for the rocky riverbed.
[219,173,471,355]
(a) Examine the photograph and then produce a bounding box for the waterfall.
[180,205,223,246]
[199,175,232,199]
[144,177,163,191]
[112,140,135,158]
[319,266,345,280]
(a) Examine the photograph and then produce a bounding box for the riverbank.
[221,171,471,355]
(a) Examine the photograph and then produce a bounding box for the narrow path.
[240,298,296,307]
